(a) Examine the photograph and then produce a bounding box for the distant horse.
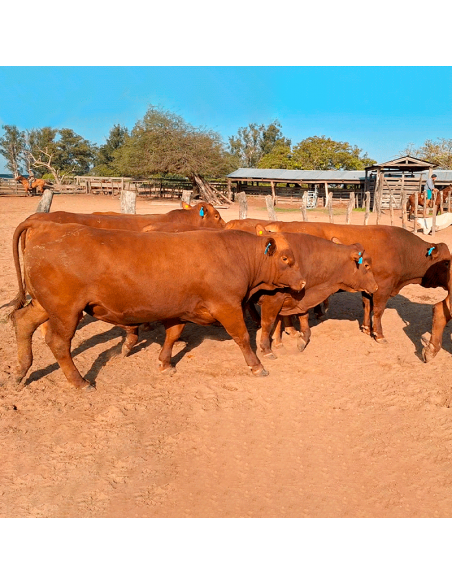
[406,187,451,218]
[15,174,52,196]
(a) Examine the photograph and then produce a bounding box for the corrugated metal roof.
[227,168,452,182]
[227,168,365,181]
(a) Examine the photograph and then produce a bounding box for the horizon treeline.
[1,104,450,183]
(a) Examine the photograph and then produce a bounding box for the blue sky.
[1,66,451,174]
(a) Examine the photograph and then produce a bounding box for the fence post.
[346,191,354,224]
[389,193,394,226]
[35,189,54,213]
[423,192,428,218]
[376,189,382,225]
[432,204,437,236]
[300,192,308,222]
[180,190,192,208]
[401,190,407,230]
[265,195,278,221]
[328,191,334,223]
[120,189,136,214]
[413,192,418,232]
[364,191,370,225]
[238,191,248,219]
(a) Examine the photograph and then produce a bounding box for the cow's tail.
[7,219,33,320]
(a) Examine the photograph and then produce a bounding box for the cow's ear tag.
[358,251,363,265]
[200,207,205,217]
[264,242,272,254]
[182,202,190,209]
[427,246,435,256]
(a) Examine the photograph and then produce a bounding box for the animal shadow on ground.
[25,314,259,386]
[390,295,452,359]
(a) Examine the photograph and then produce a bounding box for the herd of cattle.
[7,201,452,392]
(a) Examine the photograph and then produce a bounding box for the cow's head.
[331,238,378,295]
[184,202,226,228]
[422,243,451,290]
[255,224,305,291]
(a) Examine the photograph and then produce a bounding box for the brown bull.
[265,221,451,343]
[23,202,226,233]
[9,220,305,391]
[253,230,378,358]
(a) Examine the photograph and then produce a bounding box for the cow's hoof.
[422,343,438,363]
[297,336,309,352]
[160,365,176,375]
[375,337,388,344]
[360,325,371,336]
[251,366,269,377]
[262,352,277,360]
[84,383,96,393]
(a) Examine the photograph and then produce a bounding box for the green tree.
[258,143,295,169]
[114,105,234,181]
[24,127,96,183]
[0,125,26,175]
[402,139,452,169]
[92,124,129,176]
[228,120,290,167]
[291,136,375,170]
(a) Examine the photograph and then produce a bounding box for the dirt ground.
[1,193,452,518]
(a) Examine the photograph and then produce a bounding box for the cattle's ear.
[427,245,439,258]
[255,224,269,236]
[182,202,191,210]
[331,237,343,245]
[263,238,277,257]
[350,244,365,264]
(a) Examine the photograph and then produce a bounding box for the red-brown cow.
[9,220,305,391]
[253,230,378,358]
[23,201,226,232]
[265,221,451,343]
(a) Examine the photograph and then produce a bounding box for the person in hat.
[424,173,438,200]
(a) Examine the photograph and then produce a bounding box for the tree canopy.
[92,124,129,176]
[113,106,235,181]
[228,120,290,168]
[402,139,452,169]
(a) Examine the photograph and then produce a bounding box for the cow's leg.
[370,288,392,343]
[361,292,373,336]
[216,305,268,376]
[158,320,186,373]
[297,312,311,352]
[282,315,298,337]
[258,296,285,359]
[12,300,49,385]
[44,314,95,391]
[245,301,261,327]
[423,296,452,362]
[120,325,139,357]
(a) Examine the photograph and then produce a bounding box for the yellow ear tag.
[258,230,263,235]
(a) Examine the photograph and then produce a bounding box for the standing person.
[424,173,438,201]
[28,170,35,190]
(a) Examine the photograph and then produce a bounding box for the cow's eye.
[282,256,288,262]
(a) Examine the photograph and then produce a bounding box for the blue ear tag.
[199,207,205,217]
[358,251,363,265]
[264,242,272,255]
[427,246,435,256]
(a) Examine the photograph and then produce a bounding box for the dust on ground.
[1,193,452,518]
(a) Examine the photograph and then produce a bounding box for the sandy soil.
[1,193,452,518]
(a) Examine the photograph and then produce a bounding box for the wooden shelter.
[364,156,437,209]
